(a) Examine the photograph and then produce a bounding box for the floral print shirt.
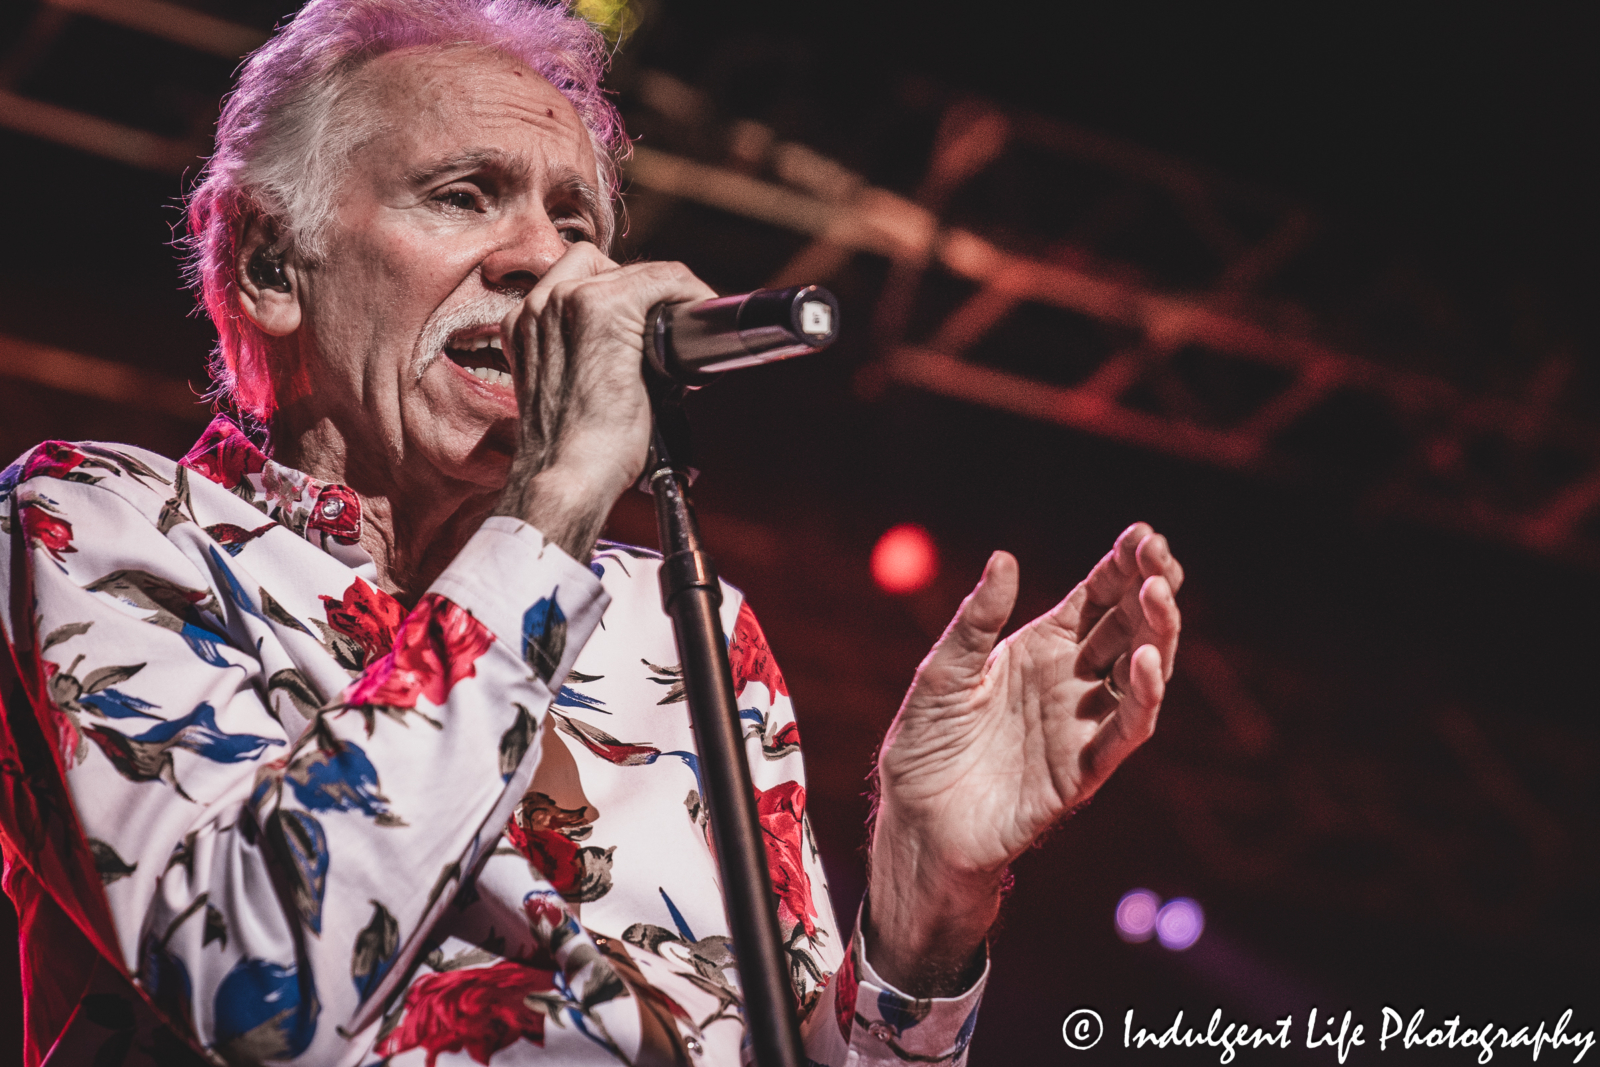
[0,418,984,1067]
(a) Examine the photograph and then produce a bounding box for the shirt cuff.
[427,516,610,686]
[839,902,987,1065]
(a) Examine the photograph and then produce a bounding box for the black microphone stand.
[643,384,806,1067]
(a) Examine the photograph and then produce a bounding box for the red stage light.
[871,523,939,595]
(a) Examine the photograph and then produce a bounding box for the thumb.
[926,550,1019,679]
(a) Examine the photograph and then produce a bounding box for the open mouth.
[444,328,513,388]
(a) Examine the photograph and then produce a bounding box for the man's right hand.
[492,243,716,560]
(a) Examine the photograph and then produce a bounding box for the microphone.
[645,285,840,387]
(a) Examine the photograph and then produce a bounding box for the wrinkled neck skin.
[270,361,510,610]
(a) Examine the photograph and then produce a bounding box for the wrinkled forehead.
[340,44,601,189]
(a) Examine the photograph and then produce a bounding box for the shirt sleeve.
[728,597,987,1067]
[2,458,607,1066]
[798,908,986,1066]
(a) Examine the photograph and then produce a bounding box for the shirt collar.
[179,416,373,570]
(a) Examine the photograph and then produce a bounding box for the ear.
[236,215,303,337]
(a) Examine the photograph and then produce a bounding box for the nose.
[479,208,568,293]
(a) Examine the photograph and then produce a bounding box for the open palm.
[866,523,1182,992]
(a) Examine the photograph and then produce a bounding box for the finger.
[1138,574,1182,679]
[524,242,619,318]
[1134,530,1184,595]
[1096,533,1183,685]
[1080,643,1163,785]
[535,260,718,358]
[500,244,619,377]
[504,258,715,395]
[1079,573,1179,682]
[1050,522,1152,638]
[1078,599,1136,680]
[577,259,719,322]
[537,261,718,406]
[922,551,1019,684]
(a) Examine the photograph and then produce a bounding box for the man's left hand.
[865,522,1182,994]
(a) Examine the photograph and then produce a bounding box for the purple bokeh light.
[1155,897,1205,951]
[1115,888,1161,943]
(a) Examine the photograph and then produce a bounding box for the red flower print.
[180,418,266,490]
[505,793,612,903]
[23,441,86,481]
[35,657,81,762]
[21,503,76,563]
[729,600,788,699]
[519,895,574,966]
[346,594,493,710]
[835,936,858,1043]
[319,578,404,663]
[770,720,800,753]
[755,781,817,938]
[522,894,566,934]
[378,960,559,1066]
[507,819,584,899]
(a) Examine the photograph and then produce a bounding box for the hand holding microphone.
[493,243,841,551]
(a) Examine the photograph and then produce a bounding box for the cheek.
[328,200,469,301]
[321,228,468,356]
[366,229,460,301]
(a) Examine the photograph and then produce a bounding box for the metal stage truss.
[619,70,1600,574]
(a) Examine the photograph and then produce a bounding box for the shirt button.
[868,1022,895,1042]
[319,497,345,519]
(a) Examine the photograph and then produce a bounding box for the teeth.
[469,366,513,387]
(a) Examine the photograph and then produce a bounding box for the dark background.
[2,1,1597,1062]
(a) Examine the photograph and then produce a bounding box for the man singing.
[0,1,1183,1064]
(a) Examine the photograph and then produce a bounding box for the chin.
[439,421,518,492]
[410,363,520,484]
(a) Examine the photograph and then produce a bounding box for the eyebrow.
[550,172,605,225]
[541,168,613,249]
[403,151,611,244]
[402,148,524,188]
